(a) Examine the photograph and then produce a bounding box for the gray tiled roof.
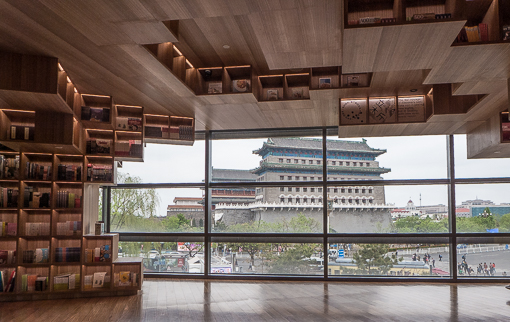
[254,137,385,154]
[212,168,257,181]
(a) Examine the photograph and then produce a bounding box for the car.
[148,250,160,258]
[456,244,468,249]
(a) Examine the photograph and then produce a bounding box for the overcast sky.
[118,134,510,216]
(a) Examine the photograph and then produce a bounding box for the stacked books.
[23,186,51,208]
[114,140,142,157]
[24,222,51,236]
[86,139,111,154]
[56,190,82,208]
[114,271,138,287]
[0,250,16,265]
[84,245,111,263]
[0,187,19,208]
[9,125,34,141]
[0,154,19,179]
[53,273,80,291]
[457,23,489,43]
[86,164,113,182]
[54,247,81,262]
[22,248,49,263]
[21,274,47,292]
[81,106,110,123]
[0,269,16,292]
[116,117,142,131]
[57,164,82,181]
[25,162,52,180]
[56,221,82,236]
[84,272,110,289]
[0,222,17,236]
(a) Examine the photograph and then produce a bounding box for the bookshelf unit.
[85,156,115,184]
[0,151,140,300]
[80,94,113,130]
[310,67,341,90]
[114,105,144,161]
[144,114,195,146]
[285,73,310,100]
[196,67,224,95]
[224,66,254,95]
[258,75,284,101]
[0,109,35,143]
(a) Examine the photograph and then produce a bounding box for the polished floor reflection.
[1,279,510,321]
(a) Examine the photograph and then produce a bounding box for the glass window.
[302,160,306,164]
[287,159,291,163]
[280,187,284,192]
[279,158,283,163]
[280,176,284,180]
[309,160,313,164]
[296,187,300,192]
[456,237,510,278]
[109,187,204,233]
[303,188,308,192]
[294,159,299,164]
[288,187,292,192]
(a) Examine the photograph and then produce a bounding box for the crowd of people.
[457,254,500,276]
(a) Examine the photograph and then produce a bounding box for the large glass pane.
[329,135,447,180]
[328,238,450,277]
[454,134,510,178]
[457,238,510,278]
[211,185,323,233]
[116,141,205,183]
[329,185,449,233]
[210,239,323,276]
[109,187,204,233]
[118,241,204,274]
[211,131,323,183]
[456,184,510,233]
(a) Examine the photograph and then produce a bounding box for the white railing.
[215,201,395,210]
[457,245,509,255]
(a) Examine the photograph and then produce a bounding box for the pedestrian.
[438,254,442,261]
[249,262,252,270]
[432,259,435,268]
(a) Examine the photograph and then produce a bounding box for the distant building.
[391,199,422,220]
[461,199,494,207]
[210,168,257,207]
[455,208,471,218]
[417,204,448,214]
[470,205,510,218]
[167,197,204,226]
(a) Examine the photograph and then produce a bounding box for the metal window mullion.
[447,135,457,281]
[204,130,212,278]
[322,128,329,279]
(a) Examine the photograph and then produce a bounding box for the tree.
[268,243,319,274]
[182,242,204,258]
[162,213,191,231]
[110,173,160,231]
[352,244,400,275]
[394,216,448,233]
[498,213,510,232]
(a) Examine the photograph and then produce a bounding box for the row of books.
[53,273,80,291]
[56,190,82,208]
[21,274,47,292]
[81,106,110,123]
[86,139,111,155]
[25,222,51,236]
[116,117,142,131]
[0,269,15,292]
[23,186,51,208]
[177,125,193,140]
[25,162,52,180]
[114,271,138,287]
[22,248,49,263]
[55,247,81,263]
[86,163,113,182]
[145,126,167,138]
[348,13,451,25]
[206,80,251,94]
[57,164,82,181]
[0,250,16,265]
[0,154,19,179]
[84,271,110,289]
[9,125,34,141]
[114,140,143,157]
[457,23,489,43]
[56,221,82,236]
[0,222,17,236]
[0,187,18,208]
[84,245,111,262]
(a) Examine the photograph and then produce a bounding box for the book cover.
[267,89,278,100]
[346,75,360,87]
[119,271,131,286]
[84,275,93,289]
[207,82,222,94]
[291,87,304,99]
[319,78,331,89]
[92,272,106,288]
[340,99,367,125]
[81,106,91,121]
[89,107,104,122]
[7,223,16,236]
[503,25,510,41]
[232,79,250,93]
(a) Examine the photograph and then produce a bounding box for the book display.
[286,74,310,100]
[144,114,195,146]
[80,95,113,129]
[85,156,114,183]
[0,149,141,300]
[259,75,284,101]
[340,95,426,125]
[225,65,253,94]
[197,67,224,95]
[0,110,35,143]
[0,153,19,180]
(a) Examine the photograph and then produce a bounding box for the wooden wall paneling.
[432,84,480,115]
[466,112,510,158]
[342,27,383,73]
[371,21,466,72]
[465,90,507,122]
[115,21,178,45]
[34,112,74,146]
[338,123,408,138]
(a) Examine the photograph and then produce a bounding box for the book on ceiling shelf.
[232,79,251,93]
[0,154,20,180]
[503,25,510,41]
[0,186,19,208]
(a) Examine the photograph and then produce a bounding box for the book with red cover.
[479,23,488,42]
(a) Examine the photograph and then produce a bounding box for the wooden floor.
[1,279,510,321]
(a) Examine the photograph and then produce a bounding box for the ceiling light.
[223,44,230,49]
[410,89,418,92]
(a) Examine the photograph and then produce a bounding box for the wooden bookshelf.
[196,67,224,95]
[85,129,114,157]
[258,75,284,101]
[114,131,143,162]
[144,114,195,146]
[80,94,113,130]
[310,67,341,90]
[285,73,310,100]
[84,156,115,184]
[466,111,510,159]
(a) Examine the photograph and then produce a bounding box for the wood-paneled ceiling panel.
[425,43,510,84]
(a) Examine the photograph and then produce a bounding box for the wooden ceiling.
[0,0,509,136]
